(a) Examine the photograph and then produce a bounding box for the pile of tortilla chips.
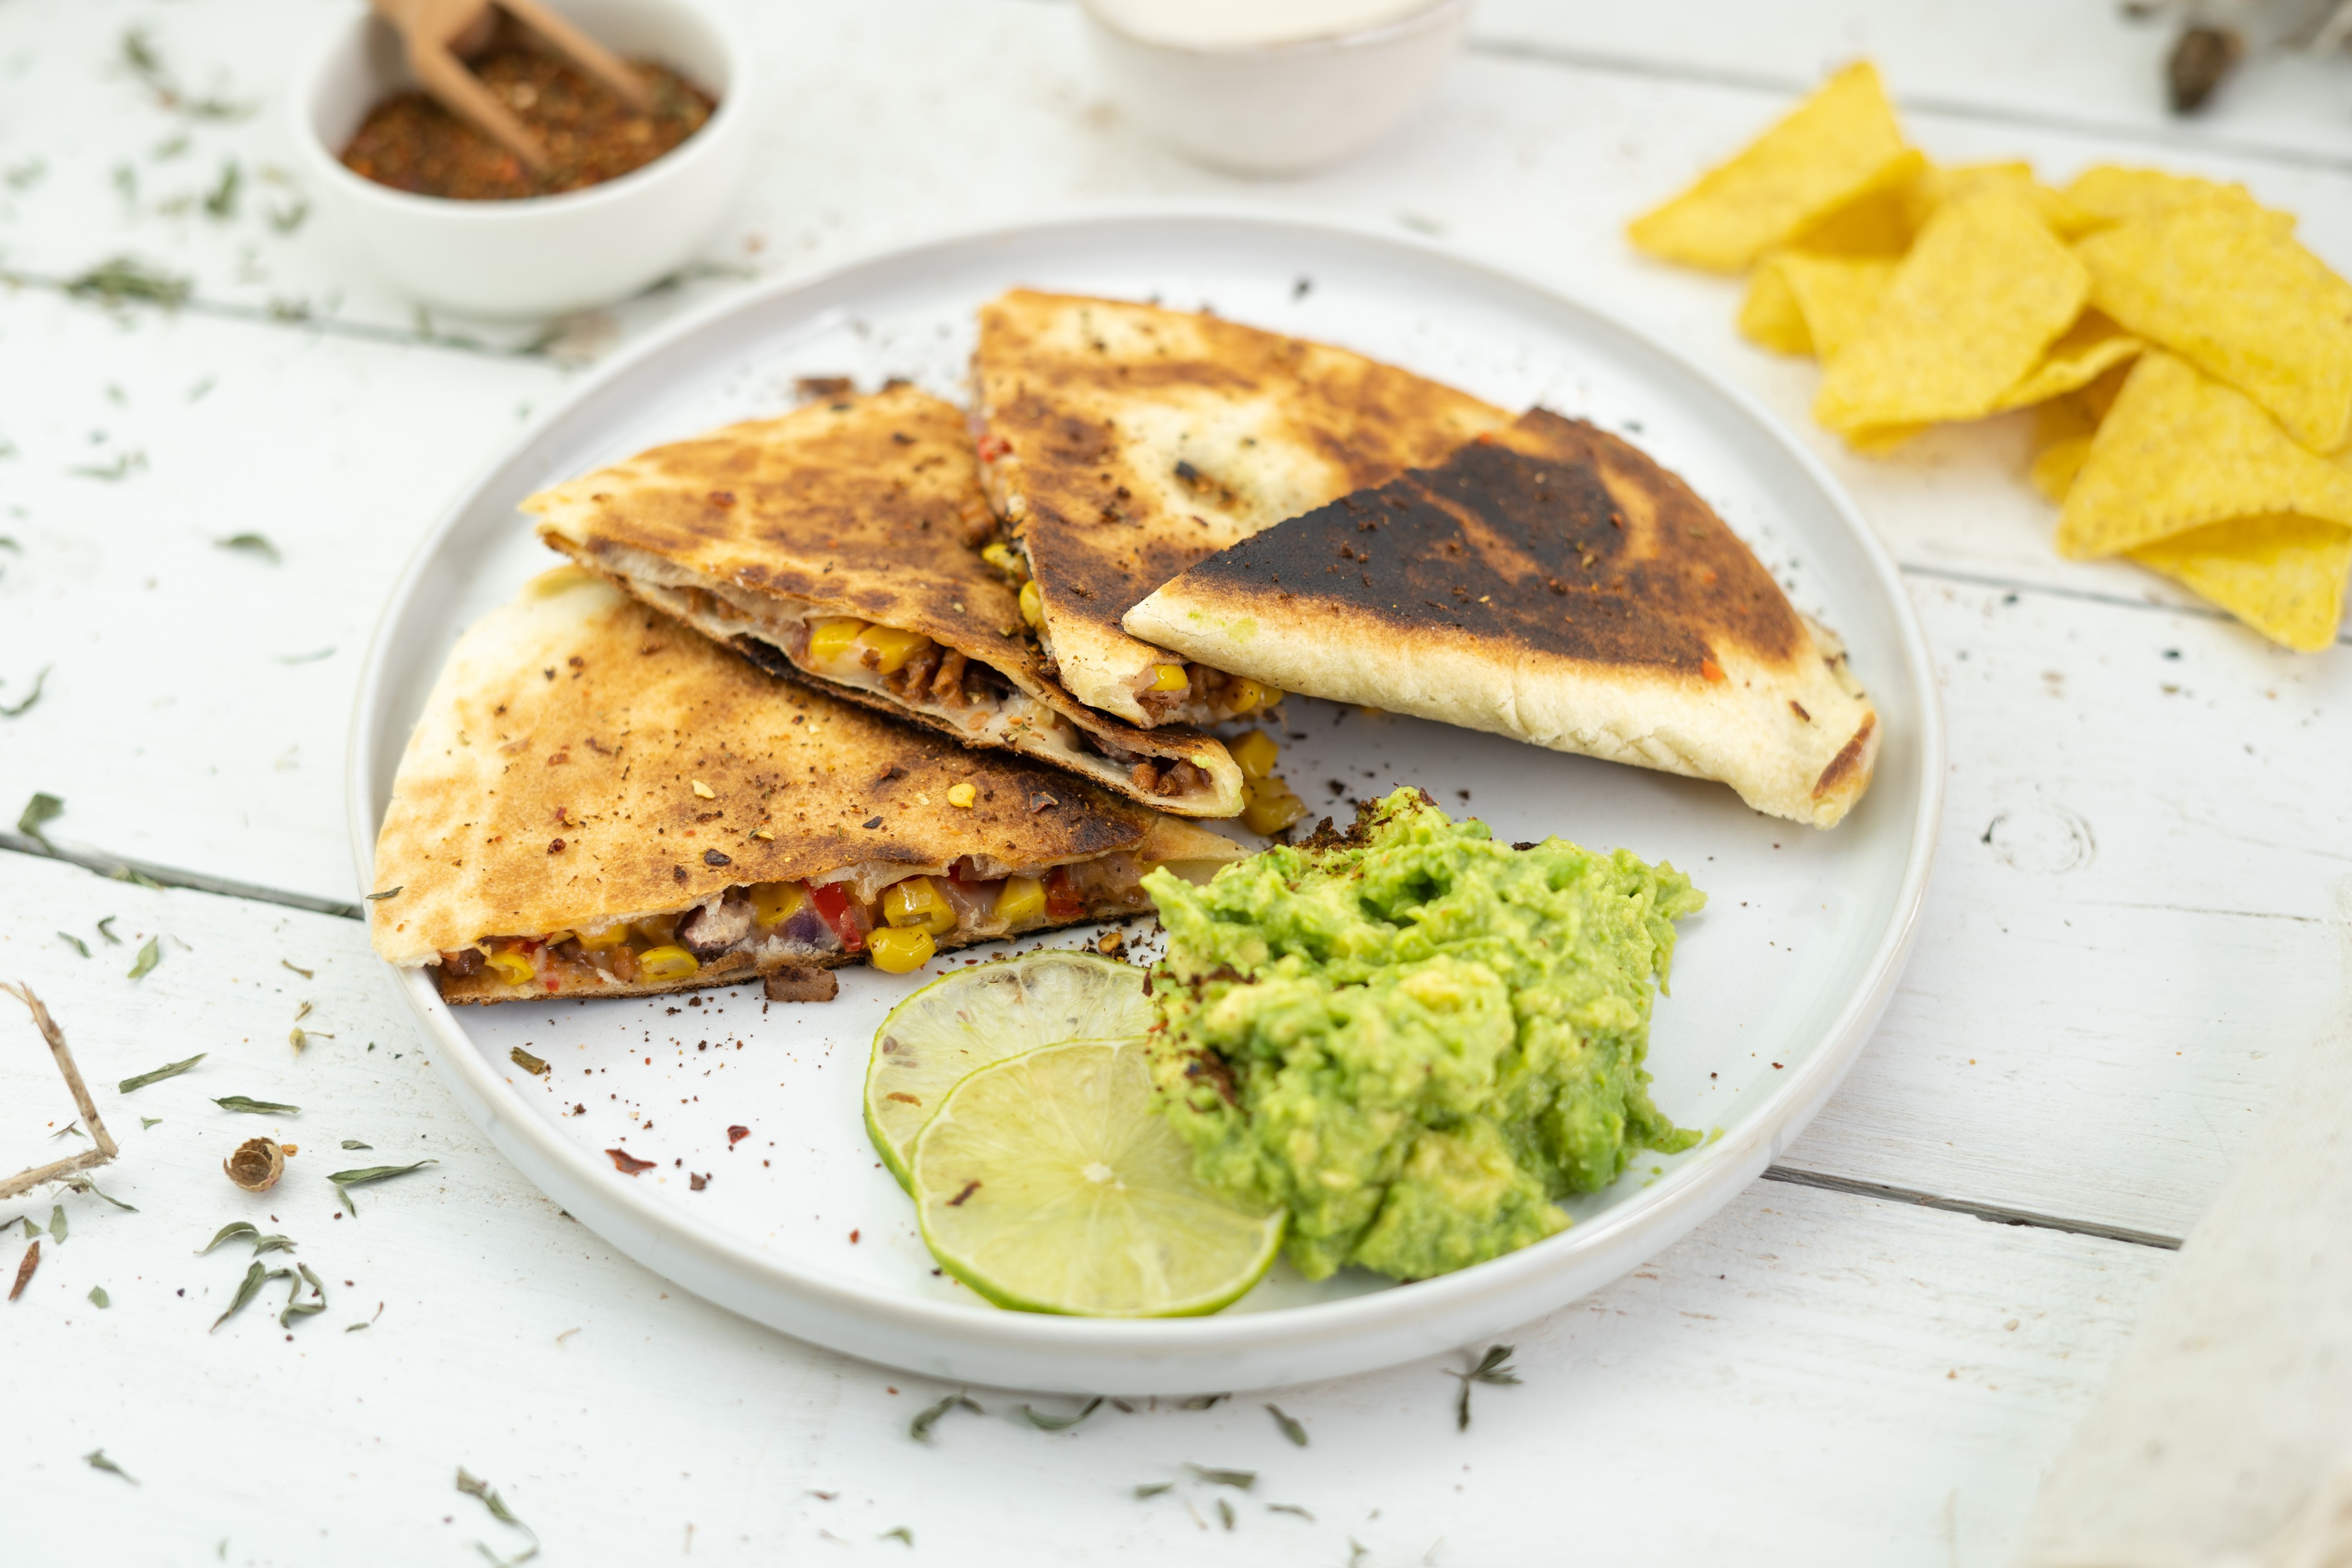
[1628,62,2352,653]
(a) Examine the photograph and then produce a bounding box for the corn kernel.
[868,925,936,974]
[576,923,631,951]
[1018,580,1042,628]
[634,914,679,946]
[690,779,715,800]
[995,875,1046,926]
[750,881,807,928]
[881,877,958,935]
[857,624,933,674]
[806,617,867,666]
[1241,775,1306,836]
[980,542,1028,581]
[1227,677,1275,713]
[485,947,536,986]
[946,782,976,809]
[639,945,700,981]
[1148,663,1191,694]
[1230,730,1279,780]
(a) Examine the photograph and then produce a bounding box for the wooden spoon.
[368,0,653,173]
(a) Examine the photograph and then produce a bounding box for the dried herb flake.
[1446,1342,1521,1431]
[1185,1465,1257,1490]
[1021,1396,1102,1432]
[1134,1482,1174,1499]
[510,1047,549,1076]
[96,917,121,945]
[18,791,63,851]
[456,1466,539,1566]
[65,256,190,308]
[1265,1403,1308,1447]
[213,1095,300,1115]
[120,1052,204,1093]
[127,937,160,980]
[211,1259,287,1331]
[57,931,89,957]
[1,665,49,717]
[1180,1392,1230,1410]
[280,1262,327,1327]
[880,1527,914,1546]
[1267,1503,1314,1520]
[10,1238,36,1299]
[341,1139,371,1150]
[909,1389,983,1442]
[214,532,279,564]
[1217,1497,1236,1530]
[328,1159,436,1215]
[88,1285,110,1308]
[84,1447,136,1483]
[199,1221,258,1253]
[66,1176,137,1212]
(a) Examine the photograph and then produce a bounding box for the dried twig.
[0,983,119,1202]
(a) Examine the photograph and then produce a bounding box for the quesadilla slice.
[526,386,1245,818]
[1124,410,1880,828]
[972,290,1512,727]
[369,569,1244,1003]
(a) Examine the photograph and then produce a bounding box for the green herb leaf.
[19,1216,36,1239]
[366,886,402,901]
[1445,1343,1521,1431]
[17,790,63,851]
[127,937,160,980]
[211,1260,287,1332]
[65,1177,137,1212]
[96,916,121,944]
[1133,1482,1174,1499]
[140,1116,161,1129]
[345,1320,370,1332]
[212,1095,299,1115]
[1,665,49,718]
[1348,1537,1369,1567]
[120,1052,204,1094]
[510,1047,549,1076]
[1020,1396,1102,1432]
[1265,1404,1308,1447]
[202,161,239,219]
[51,1119,85,1139]
[908,1389,983,1442]
[1266,1503,1314,1520]
[88,1285,110,1308]
[113,864,166,889]
[280,1262,326,1328]
[56,931,89,957]
[879,1527,913,1546]
[83,1448,136,1484]
[328,1160,436,1215]
[456,1466,539,1566]
[251,1234,295,1256]
[198,1221,258,1255]
[213,532,278,564]
[341,1139,372,1150]
[1217,1497,1235,1530]
[67,450,146,482]
[267,199,309,234]
[1180,1392,1229,1410]
[1185,1465,1257,1490]
[49,1205,67,1243]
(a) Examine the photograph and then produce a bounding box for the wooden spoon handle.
[410,43,551,172]
[496,0,654,110]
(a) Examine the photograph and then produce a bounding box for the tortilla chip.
[2032,436,2093,503]
[2063,165,2291,233]
[2057,351,2352,558]
[1902,161,2096,240]
[1787,169,1921,258]
[1989,312,2143,414]
[1740,251,1899,360]
[1738,260,1813,355]
[2074,203,2352,453]
[1815,188,2088,440]
[1629,63,1917,272]
[2129,515,2352,653]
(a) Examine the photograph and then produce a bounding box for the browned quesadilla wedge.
[972,289,1512,728]
[369,569,1244,1003]
[525,386,1245,818]
[1123,410,1880,828]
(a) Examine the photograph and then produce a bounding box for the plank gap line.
[1897,563,2352,644]
[1760,1165,2184,1251]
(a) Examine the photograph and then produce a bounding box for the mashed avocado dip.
[1140,788,1703,1283]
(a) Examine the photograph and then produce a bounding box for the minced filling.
[435,854,1154,997]
[575,543,1221,804]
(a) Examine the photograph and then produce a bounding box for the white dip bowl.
[290,0,753,319]
[1080,0,1472,178]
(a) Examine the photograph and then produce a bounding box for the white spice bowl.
[1080,0,1473,178]
[290,0,754,319]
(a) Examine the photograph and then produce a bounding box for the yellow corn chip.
[1786,160,1926,258]
[2057,350,2352,558]
[1741,251,1900,360]
[1815,188,2087,440]
[1989,312,2143,414]
[1629,63,1916,272]
[1738,260,1813,355]
[2063,165,2290,233]
[2129,514,2352,653]
[2032,436,2093,503]
[2074,203,2352,453]
[1903,162,2096,240]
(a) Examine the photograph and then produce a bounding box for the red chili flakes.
[1700,657,1727,683]
[975,433,1010,463]
[707,490,737,508]
[848,1229,860,1244]
[338,18,716,202]
[548,838,566,854]
[689,1173,707,1191]
[727,1125,750,1146]
[605,1148,655,1175]
[948,1180,981,1208]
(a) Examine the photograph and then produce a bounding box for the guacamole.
[1140,788,1703,1283]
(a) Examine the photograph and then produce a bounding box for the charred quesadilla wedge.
[369,569,1244,1003]
[526,386,1245,818]
[972,290,1512,727]
[1124,410,1880,828]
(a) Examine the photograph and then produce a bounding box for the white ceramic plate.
[348,209,1943,1395]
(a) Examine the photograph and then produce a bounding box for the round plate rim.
[345,202,1946,1389]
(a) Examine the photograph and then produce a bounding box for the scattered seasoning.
[365,887,402,902]
[1021,1397,1102,1432]
[510,1047,550,1076]
[202,161,240,219]
[328,1160,436,1215]
[726,1125,750,1145]
[1217,1497,1237,1530]
[119,1053,203,1094]
[1180,1393,1229,1411]
[126,937,161,981]
[83,1447,136,1483]
[1265,1405,1308,1447]
[64,256,191,309]
[1185,1465,1257,1490]
[909,1389,983,1442]
[214,532,280,563]
[340,19,715,202]
[57,931,90,958]
[340,1140,372,1151]
[1446,1343,1521,1431]
[139,1118,161,1131]
[88,1285,109,1308]
[17,791,64,851]
[1,666,49,718]
[455,1466,540,1565]
[10,1239,38,1300]
[604,1148,654,1174]
[119,25,250,119]
[1134,1482,1175,1499]
[212,1096,300,1115]
[1267,1503,1315,1520]
[96,917,121,945]
[224,1137,285,1193]
[880,1528,914,1547]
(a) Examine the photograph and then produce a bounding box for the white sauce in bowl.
[1086,0,1445,49]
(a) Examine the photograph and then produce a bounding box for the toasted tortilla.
[1124,411,1880,828]
[972,290,1512,727]
[369,569,1242,1001]
[525,386,1245,818]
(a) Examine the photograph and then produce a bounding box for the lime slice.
[864,951,1153,1191]
[911,1039,1285,1318]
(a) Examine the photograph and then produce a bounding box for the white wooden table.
[4,3,2346,1562]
